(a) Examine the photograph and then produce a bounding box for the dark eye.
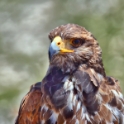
[70,39,85,47]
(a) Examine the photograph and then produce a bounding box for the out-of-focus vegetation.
[0,0,124,123]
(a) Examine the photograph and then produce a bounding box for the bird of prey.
[15,24,124,124]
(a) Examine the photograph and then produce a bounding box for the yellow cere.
[53,36,62,43]
[53,36,74,53]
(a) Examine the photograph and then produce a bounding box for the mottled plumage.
[15,24,124,124]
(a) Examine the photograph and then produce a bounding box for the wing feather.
[15,82,42,124]
[98,77,124,123]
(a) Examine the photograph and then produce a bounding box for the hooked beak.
[49,36,74,60]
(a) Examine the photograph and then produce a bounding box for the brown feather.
[15,82,42,124]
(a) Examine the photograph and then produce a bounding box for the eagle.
[15,24,124,124]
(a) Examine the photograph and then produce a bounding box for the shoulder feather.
[15,82,42,124]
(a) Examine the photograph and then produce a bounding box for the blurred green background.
[0,0,124,123]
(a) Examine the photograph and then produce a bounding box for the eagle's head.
[48,24,105,76]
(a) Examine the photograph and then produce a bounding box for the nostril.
[57,42,61,45]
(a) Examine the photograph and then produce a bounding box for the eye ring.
[70,39,85,47]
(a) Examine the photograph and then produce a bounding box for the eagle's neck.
[88,59,106,78]
[88,42,106,77]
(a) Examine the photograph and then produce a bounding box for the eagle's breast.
[42,65,101,123]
